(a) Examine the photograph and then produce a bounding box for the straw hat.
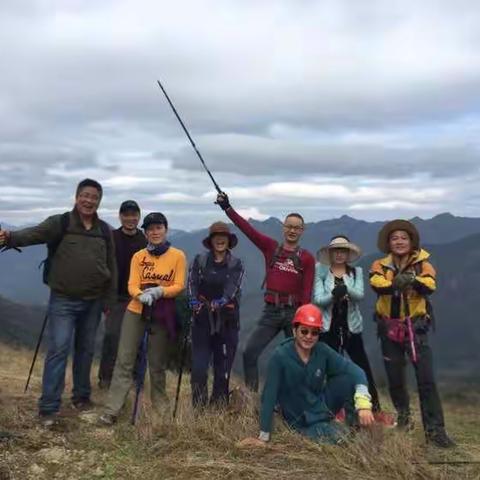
[202,221,238,249]
[317,235,362,265]
[377,219,419,254]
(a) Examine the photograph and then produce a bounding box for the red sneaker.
[335,408,346,423]
[373,411,396,428]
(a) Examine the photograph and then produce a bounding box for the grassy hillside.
[0,344,479,480]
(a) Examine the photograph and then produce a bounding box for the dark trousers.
[98,298,129,387]
[321,331,381,412]
[191,309,239,407]
[39,292,102,415]
[243,303,295,392]
[380,332,445,435]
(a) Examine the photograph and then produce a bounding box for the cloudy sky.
[1,0,480,230]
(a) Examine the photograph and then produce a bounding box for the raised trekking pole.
[156,79,223,194]
[173,315,192,419]
[24,312,48,393]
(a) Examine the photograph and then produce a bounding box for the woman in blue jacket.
[312,235,384,417]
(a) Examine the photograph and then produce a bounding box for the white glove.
[138,292,154,306]
[143,286,164,300]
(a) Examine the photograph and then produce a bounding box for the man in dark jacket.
[98,200,147,389]
[0,179,116,426]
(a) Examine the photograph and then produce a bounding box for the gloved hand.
[189,298,203,313]
[138,292,155,306]
[215,192,231,211]
[211,297,228,310]
[142,286,164,300]
[332,284,347,300]
[392,271,415,291]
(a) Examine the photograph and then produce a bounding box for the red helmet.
[292,304,323,329]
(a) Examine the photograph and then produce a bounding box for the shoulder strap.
[48,212,70,252]
[197,252,209,272]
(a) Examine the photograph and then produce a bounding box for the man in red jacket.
[216,192,315,391]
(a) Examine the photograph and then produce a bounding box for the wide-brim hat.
[377,219,420,253]
[202,221,238,249]
[317,235,362,265]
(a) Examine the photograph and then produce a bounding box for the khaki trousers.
[104,310,168,416]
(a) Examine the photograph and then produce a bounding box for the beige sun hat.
[317,235,362,265]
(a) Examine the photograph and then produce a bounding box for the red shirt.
[226,208,315,305]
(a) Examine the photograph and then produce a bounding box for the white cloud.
[1,0,480,229]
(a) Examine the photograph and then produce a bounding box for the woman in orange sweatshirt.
[100,212,186,424]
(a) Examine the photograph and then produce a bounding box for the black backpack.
[41,212,112,284]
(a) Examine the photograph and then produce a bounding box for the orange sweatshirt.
[127,246,186,314]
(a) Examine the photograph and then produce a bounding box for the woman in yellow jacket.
[100,212,186,424]
[370,219,454,448]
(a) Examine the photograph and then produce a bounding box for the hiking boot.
[72,399,95,412]
[396,412,414,432]
[373,411,396,428]
[426,430,456,449]
[39,413,58,428]
[98,413,116,426]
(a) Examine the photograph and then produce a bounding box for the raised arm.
[216,192,277,254]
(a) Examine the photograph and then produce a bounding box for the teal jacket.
[260,338,368,434]
[312,263,364,334]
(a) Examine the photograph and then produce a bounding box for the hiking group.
[0,179,455,449]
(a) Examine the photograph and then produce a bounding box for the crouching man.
[239,304,374,447]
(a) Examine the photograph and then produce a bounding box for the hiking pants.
[243,303,295,392]
[39,292,102,415]
[321,331,381,412]
[190,309,239,408]
[98,298,130,388]
[294,371,356,444]
[104,310,169,417]
[380,332,445,435]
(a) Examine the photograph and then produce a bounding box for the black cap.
[119,200,140,214]
[141,212,168,230]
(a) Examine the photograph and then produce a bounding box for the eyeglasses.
[283,224,304,232]
[298,327,320,337]
[78,192,100,201]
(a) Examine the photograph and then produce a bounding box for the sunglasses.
[298,327,320,337]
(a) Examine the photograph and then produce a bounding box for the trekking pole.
[24,312,48,393]
[156,79,223,194]
[131,283,157,425]
[173,315,192,419]
[403,292,418,364]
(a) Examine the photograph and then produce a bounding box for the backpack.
[262,244,303,288]
[40,212,112,285]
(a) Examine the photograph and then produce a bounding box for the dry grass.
[0,344,479,480]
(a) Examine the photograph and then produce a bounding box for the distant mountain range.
[1,212,479,382]
[2,211,480,303]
